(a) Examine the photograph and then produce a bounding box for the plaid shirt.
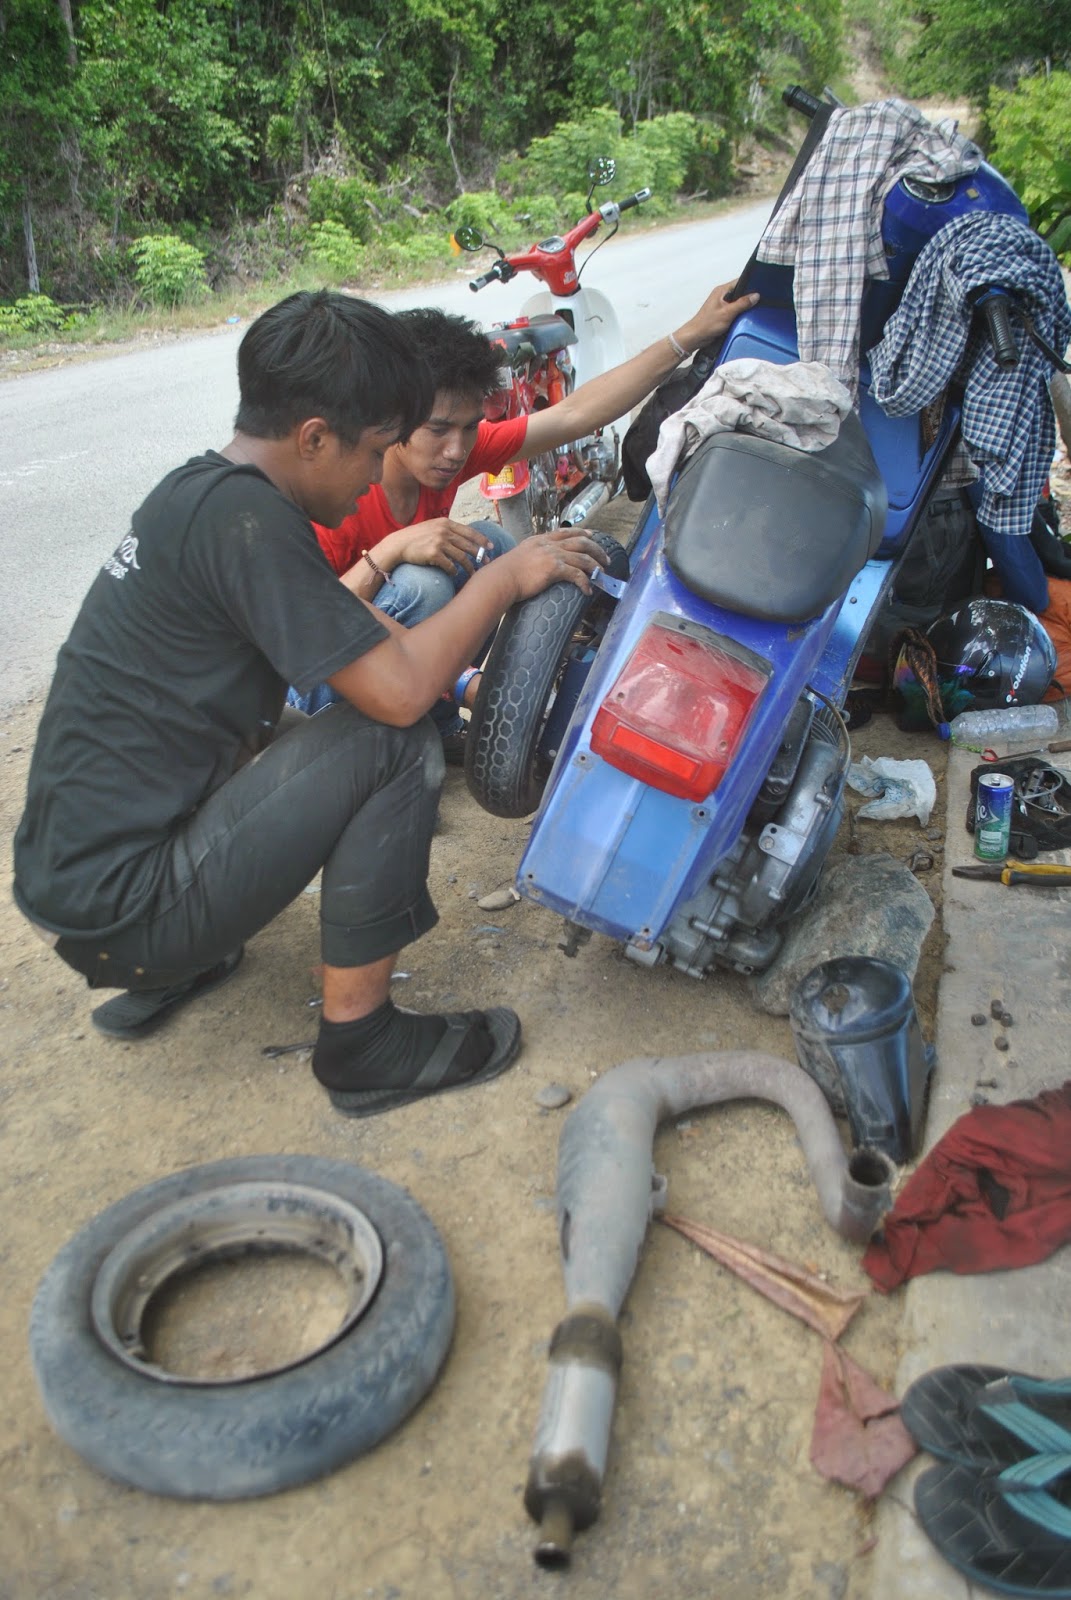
[868,213,1071,537]
[757,99,981,392]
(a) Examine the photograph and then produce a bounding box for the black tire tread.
[464,533,626,819]
[29,1155,454,1500]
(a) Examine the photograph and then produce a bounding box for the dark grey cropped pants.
[55,704,445,991]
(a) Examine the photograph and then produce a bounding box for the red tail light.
[590,622,767,801]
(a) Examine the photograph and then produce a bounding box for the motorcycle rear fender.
[479,458,530,500]
[516,518,847,943]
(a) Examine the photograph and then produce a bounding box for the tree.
[77,0,254,232]
[0,0,82,294]
[905,0,1071,104]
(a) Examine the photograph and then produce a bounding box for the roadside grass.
[0,191,777,370]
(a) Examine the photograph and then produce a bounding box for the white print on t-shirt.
[103,532,142,581]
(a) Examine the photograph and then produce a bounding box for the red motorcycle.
[453,157,651,536]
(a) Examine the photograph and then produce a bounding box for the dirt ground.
[4,143,1068,1600]
[0,483,961,1600]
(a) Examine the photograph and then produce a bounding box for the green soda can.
[975,772,1014,861]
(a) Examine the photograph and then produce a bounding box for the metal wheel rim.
[90,1180,384,1386]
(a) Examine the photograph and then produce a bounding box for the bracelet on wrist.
[362,550,388,584]
[453,665,481,705]
[666,330,688,362]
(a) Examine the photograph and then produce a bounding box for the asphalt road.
[0,201,770,712]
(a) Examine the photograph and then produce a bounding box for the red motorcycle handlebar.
[468,190,651,296]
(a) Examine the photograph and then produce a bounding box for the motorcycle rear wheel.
[465,531,628,818]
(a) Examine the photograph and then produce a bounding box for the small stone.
[994,1035,1010,1052]
[999,1010,1013,1027]
[970,1013,987,1027]
[976,1076,999,1088]
[535,1083,572,1110]
[990,998,1004,1019]
[1006,1058,1019,1069]
[970,1091,989,1107]
[477,886,521,911]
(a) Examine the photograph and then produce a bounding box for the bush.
[307,175,376,244]
[0,294,77,337]
[508,110,625,197]
[444,190,511,236]
[988,72,1071,263]
[507,194,563,235]
[617,114,706,213]
[129,235,209,306]
[304,220,364,279]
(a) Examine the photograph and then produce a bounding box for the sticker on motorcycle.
[480,460,530,498]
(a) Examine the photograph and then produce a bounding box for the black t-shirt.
[14,452,388,936]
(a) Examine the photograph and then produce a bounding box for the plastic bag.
[846,756,937,826]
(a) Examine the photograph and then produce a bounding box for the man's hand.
[672,279,760,356]
[496,527,610,603]
[386,517,493,577]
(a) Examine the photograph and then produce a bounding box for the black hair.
[395,306,504,402]
[234,290,433,445]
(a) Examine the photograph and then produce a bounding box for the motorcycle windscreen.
[663,414,887,623]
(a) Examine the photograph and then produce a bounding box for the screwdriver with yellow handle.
[953,860,1071,886]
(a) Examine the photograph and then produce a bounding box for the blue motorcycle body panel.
[511,154,1028,950]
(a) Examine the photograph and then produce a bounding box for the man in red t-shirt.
[291,280,757,738]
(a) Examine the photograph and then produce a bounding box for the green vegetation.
[1,0,842,339]
[989,74,1071,261]
[848,0,1071,260]
[4,0,1070,347]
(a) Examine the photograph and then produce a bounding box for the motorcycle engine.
[625,697,849,978]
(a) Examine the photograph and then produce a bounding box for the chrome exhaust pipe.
[523,1051,894,1564]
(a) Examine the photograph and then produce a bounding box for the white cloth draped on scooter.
[756,98,982,396]
[646,357,853,513]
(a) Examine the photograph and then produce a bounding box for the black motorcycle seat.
[663,412,888,623]
[487,313,577,360]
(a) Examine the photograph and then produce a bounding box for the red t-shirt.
[314,415,529,577]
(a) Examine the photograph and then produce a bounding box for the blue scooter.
[464,87,1030,980]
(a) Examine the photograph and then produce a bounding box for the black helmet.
[893,598,1056,731]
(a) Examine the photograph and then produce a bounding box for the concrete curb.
[870,737,1071,1598]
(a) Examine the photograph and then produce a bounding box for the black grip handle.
[618,187,652,213]
[469,267,498,293]
[783,84,823,119]
[980,292,1019,371]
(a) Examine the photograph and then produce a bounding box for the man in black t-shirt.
[13,290,606,1118]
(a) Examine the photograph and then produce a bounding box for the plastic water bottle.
[949,702,1061,741]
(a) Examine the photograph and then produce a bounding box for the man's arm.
[521,278,758,457]
[327,528,607,726]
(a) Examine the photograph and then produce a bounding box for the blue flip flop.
[915,1452,1071,1597]
[902,1365,1071,1470]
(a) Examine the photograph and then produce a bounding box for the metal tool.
[952,860,1071,886]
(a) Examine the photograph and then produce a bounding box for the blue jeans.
[289,519,516,732]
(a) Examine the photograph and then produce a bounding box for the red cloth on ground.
[863,1080,1071,1291]
[313,415,529,575]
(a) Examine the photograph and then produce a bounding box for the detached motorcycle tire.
[29,1155,454,1500]
[465,531,628,818]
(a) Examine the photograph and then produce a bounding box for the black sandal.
[326,1006,521,1118]
[91,948,245,1040]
